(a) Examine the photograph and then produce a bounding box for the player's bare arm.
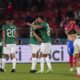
[32,31,43,43]
[27,22,42,29]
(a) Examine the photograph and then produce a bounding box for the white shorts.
[30,44,40,54]
[73,39,80,54]
[3,44,16,54]
[40,43,51,54]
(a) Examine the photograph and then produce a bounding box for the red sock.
[73,56,76,64]
[69,55,73,68]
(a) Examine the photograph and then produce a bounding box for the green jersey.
[39,22,51,43]
[29,22,40,45]
[29,27,40,45]
[2,24,17,44]
[0,23,3,42]
[0,23,3,58]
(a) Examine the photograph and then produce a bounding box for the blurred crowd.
[0,0,80,41]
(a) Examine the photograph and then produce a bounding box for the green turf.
[0,63,79,80]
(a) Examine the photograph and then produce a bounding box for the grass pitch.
[0,63,78,80]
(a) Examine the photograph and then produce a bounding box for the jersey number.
[7,29,16,37]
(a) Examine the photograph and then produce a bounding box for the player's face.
[11,20,14,24]
[6,20,14,24]
[35,19,38,22]
[37,18,42,23]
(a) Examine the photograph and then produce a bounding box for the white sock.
[31,58,37,70]
[77,67,80,75]
[2,58,6,69]
[12,58,16,69]
[40,57,44,72]
[45,57,52,70]
[0,58,2,68]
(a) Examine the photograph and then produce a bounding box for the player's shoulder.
[42,22,49,27]
[46,22,49,26]
[2,24,7,29]
[12,24,17,29]
[14,25,17,28]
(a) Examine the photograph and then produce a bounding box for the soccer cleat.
[0,68,2,71]
[11,69,16,72]
[30,70,37,73]
[70,68,74,72]
[36,70,44,74]
[73,68,77,72]
[77,73,80,78]
[1,69,4,72]
[45,69,53,73]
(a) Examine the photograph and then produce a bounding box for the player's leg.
[10,44,16,72]
[69,54,74,71]
[30,44,39,73]
[1,45,9,72]
[0,46,2,70]
[30,54,37,73]
[37,54,52,73]
[73,55,77,70]
[73,40,80,77]
[37,43,46,73]
[67,41,74,71]
[44,43,52,72]
[37,43,52,73]
[74,54,80,77]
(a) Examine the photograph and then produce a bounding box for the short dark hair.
[36,15,46,21]
[6,15,14,21]
[68,29,77,34]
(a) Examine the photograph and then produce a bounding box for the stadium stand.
[0,0,80,44]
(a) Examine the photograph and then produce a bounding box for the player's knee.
[36,53,39,58]
[10,54,16,59]
[75,54,79,59]
[41,54,47,58]
[3,54,9,60]
[32,54,37,58]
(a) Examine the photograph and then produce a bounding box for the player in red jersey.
[65,20,80,71]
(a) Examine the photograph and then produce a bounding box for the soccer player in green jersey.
[0,42,2,71]
[0,16,3,71]
[26,20,43,73]
[2,15,17,72]
[32,15,52,73]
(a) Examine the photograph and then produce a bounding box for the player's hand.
[39,39,44,43]
[26,23,31,26]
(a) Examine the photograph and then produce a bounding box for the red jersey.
[65,24,80,31]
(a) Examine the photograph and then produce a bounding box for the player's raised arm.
[65,25,71,35]
[26,22,42,29]
[65,27,68,35]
